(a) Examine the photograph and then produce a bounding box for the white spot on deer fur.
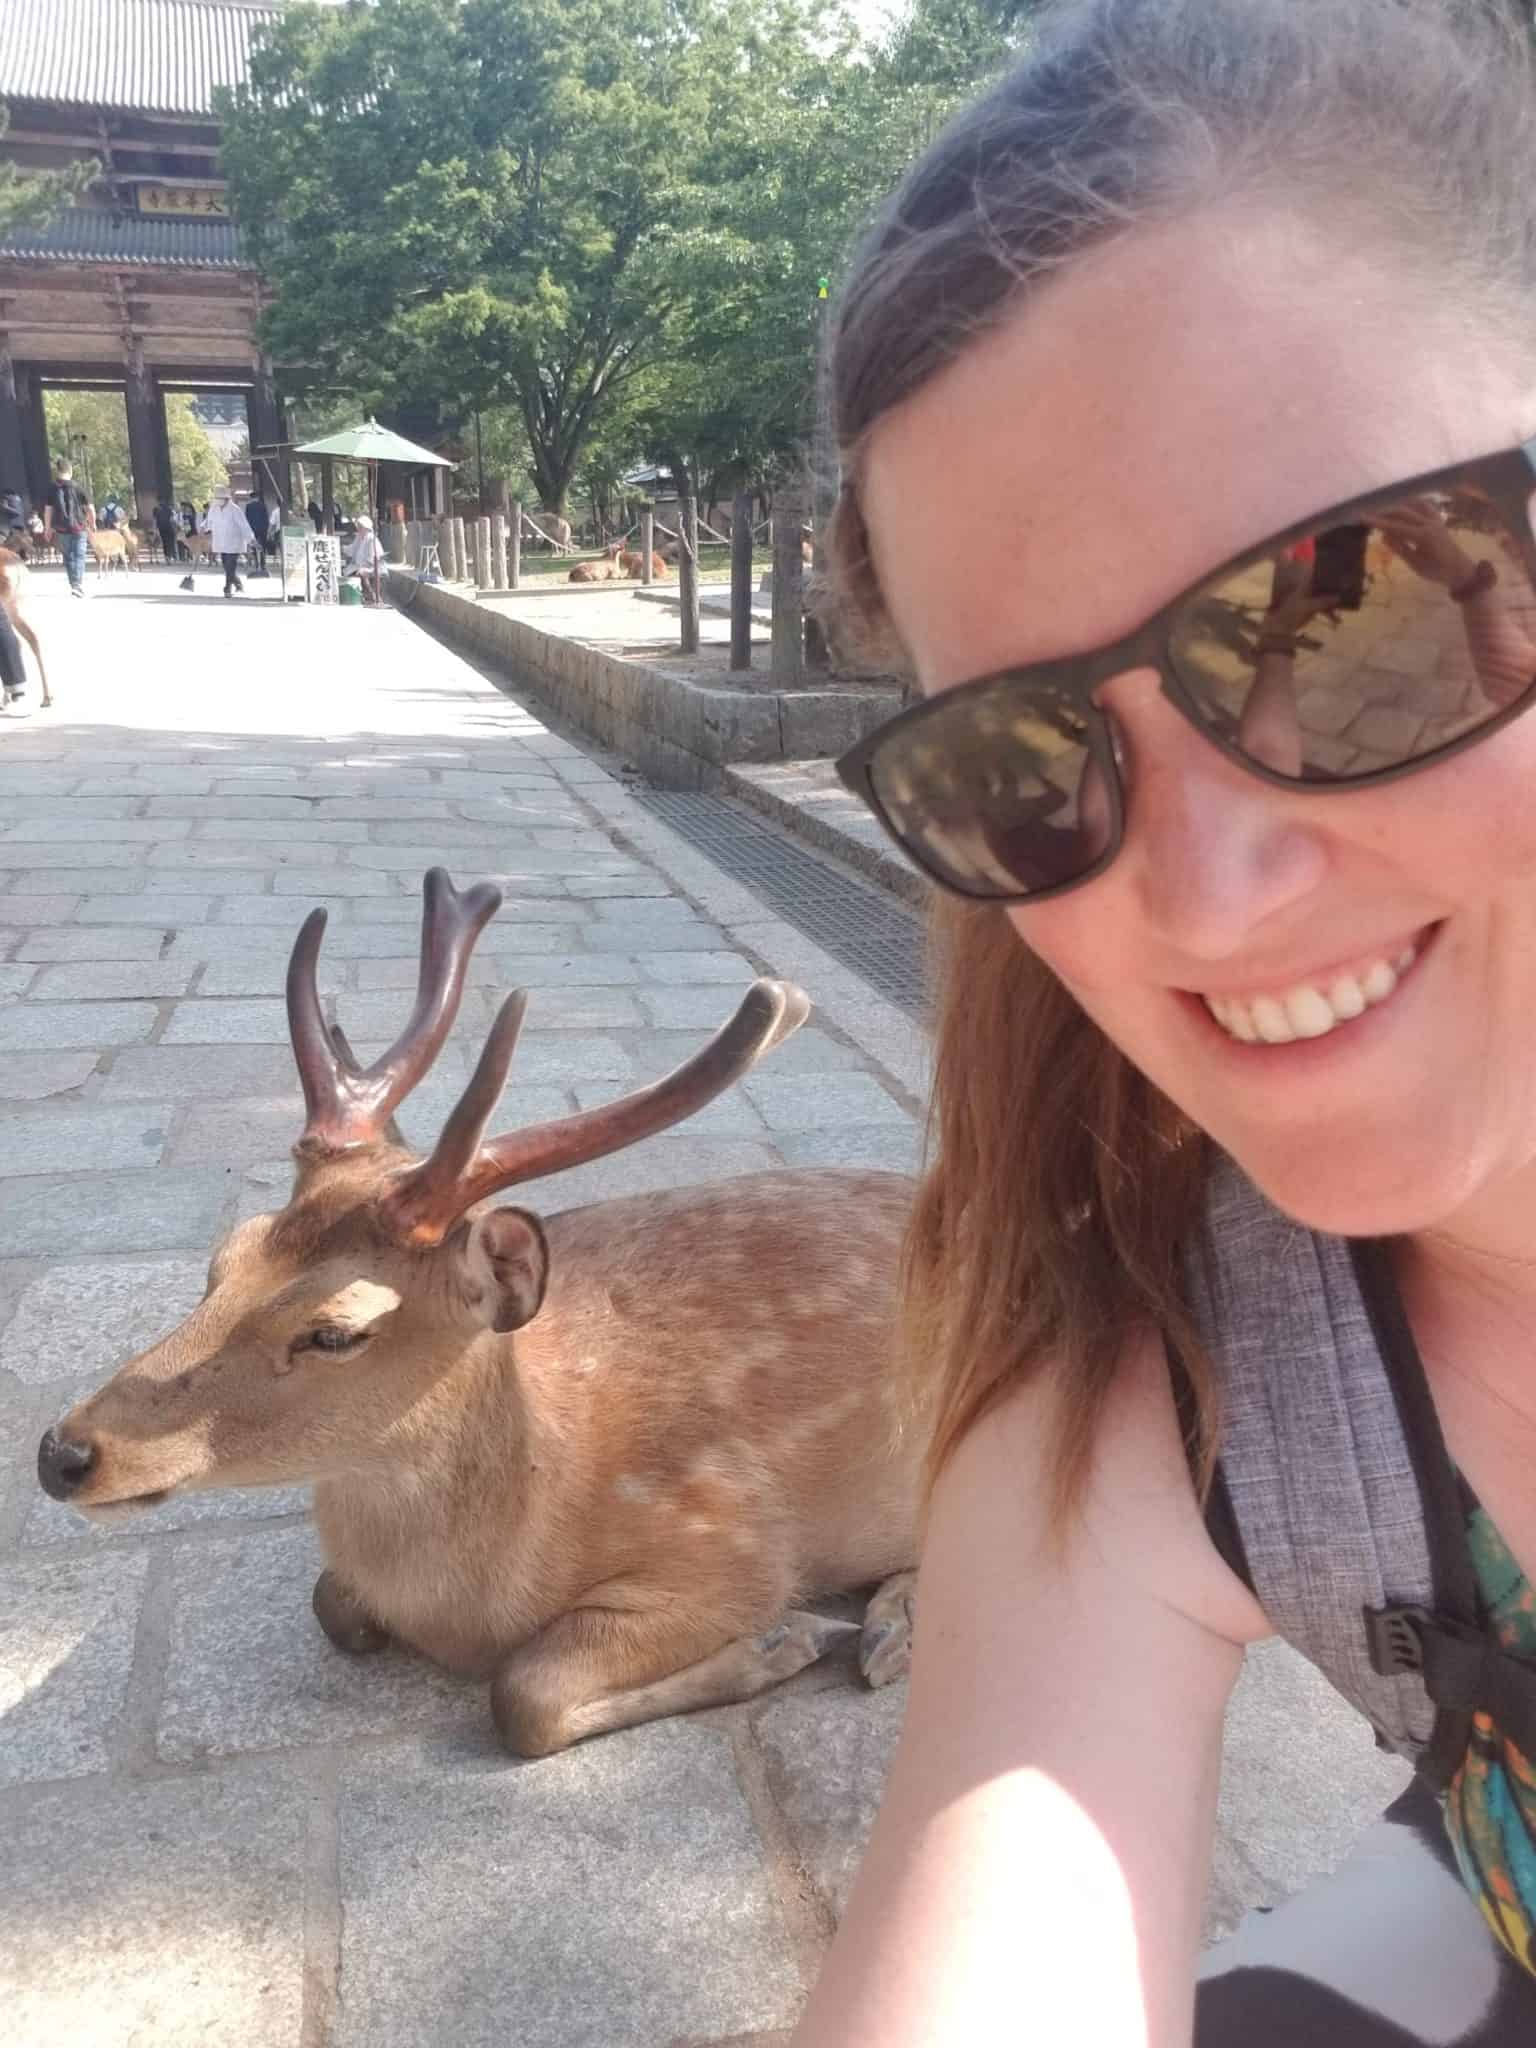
[317,1280,402,1325]
[614,1474,655,1505]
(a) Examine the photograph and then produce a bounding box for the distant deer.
[0,548,50,707]
[89,529,139,573]
[567,542,626,584]
[616,545,668,580]
[38,871,919,1755]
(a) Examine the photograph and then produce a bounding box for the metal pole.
[730,490,753,671]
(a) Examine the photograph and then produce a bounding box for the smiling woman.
[790,2,1536,2045]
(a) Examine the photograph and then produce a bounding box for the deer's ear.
[466,1206,549,1333]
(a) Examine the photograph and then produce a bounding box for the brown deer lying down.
[0,548,50,707]
[38,871,919,1755]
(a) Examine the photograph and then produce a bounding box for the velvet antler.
[380,978,812,1244]
[287,867,502,1157]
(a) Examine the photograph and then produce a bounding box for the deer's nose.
[37,1427,97,1499]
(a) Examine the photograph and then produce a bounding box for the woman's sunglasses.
[836,441,1536,903]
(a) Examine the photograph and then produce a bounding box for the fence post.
[509,500,522,590]
[387,520,408,566]
[640,508,654,586]
[678,488,700,655]
[730,490,753,671]
[474,515,491,591]
[490,512,507,590]
[771,484,806,681]
[450,517,468,583]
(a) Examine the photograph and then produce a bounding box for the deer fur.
[89,529,139,572]
[567,542,626,584]
[0,548,50,706]
[39,873,919,1756]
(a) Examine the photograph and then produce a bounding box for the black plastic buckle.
[1365,1602,1432,1678]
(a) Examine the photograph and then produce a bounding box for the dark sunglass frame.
[836,438,1536,904]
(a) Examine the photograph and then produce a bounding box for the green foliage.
[220,0,1030,507]
[0,102,95,240]
[41,391,229,511]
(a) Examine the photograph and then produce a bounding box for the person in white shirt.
[204,488,255,597]
[345,515,386,603]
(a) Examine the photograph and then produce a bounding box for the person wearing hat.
[204,486,254,597]
[344,514,386,604]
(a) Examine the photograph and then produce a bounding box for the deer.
[0,547,50,708]
[37,870,920,1757]
[567,542,626,584]
[616,545,668,580]
[89,528,139,573]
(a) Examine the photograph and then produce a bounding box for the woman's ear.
[463,1206,549,1332]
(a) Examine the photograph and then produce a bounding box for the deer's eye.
[305,1325,365,1356]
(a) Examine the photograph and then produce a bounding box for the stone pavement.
[0,563,1406,2046]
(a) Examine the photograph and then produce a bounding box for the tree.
[0,102,95,239]
[218,0,851,516]
[41,390,228,511]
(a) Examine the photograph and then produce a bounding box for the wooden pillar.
[771,484,807,682]
[474,515,491,590]
[490,512,507,589]
[387,520,408,565]
[150,380,174,516]
[123,345,169,527]
[319,455,335,532]
[431,464,448,517]
[730,490,754,672]
[678,488,700,656]
[437,515,456,581]
[13,365,49,510]
[0,338,26,503]
[640,508,654,586]
[246,359,290,511]
[450,516,467,582]
[509,500,521,589]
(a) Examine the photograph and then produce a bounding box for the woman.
[204,487,253,597]
[795,2,1536,2042]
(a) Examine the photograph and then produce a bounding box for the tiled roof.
[0,208,247,268]
[0,0,278,120]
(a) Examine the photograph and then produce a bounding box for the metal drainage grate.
[632,790,929,1020]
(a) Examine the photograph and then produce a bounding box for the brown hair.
[827,0,1536,1517]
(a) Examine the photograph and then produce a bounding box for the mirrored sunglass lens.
[1169,485,1536,780]
[866,678,1114,897]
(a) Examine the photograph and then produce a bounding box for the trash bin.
[338,580,363,607]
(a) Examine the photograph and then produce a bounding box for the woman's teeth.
[1203,945,1419,1045]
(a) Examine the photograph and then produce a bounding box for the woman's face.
[861,209,1536,1236]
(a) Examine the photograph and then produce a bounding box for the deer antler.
[379,978,812,1245]
[287,867,502,1157]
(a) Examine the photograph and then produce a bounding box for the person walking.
[243,493,272,578]
[793,3,1536,2044]
[152,499,182,564]
[42,461,89,597]
[205,486,253,597]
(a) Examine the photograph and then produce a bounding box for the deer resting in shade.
[37,871,919,1755]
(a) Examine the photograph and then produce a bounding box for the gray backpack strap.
[1183,1154,1467,1772]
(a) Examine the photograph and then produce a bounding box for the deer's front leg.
[859,1568,917,1689]
[490,1606,859,1758]
[312,1568,390,1655]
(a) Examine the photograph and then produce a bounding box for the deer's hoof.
[312,1569,389,1655]
[755,1611,860,1683]
[859,1571,916,1689]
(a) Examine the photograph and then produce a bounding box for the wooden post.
[450,516,467,582]
[730,490,753,671]
[640,508,654,586]
[439,515,458,582]
[319,455,335,532]
[490,511,507,590]
[474,515,491,590]
[771,484,806,681]
[509,500,522,590]
[678,488,700,655]
[387,520,408,565]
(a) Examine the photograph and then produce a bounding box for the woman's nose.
[1097,673,1328,956]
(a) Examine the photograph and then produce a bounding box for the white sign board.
[305,535,342,606]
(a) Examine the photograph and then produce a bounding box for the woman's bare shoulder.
[953,1324,1271,1650]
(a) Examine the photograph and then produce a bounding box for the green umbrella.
[291,418,453,468]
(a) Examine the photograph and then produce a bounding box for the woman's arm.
[792,1332,1269,2048]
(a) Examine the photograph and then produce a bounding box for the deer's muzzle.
[36,1426,99,1500]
